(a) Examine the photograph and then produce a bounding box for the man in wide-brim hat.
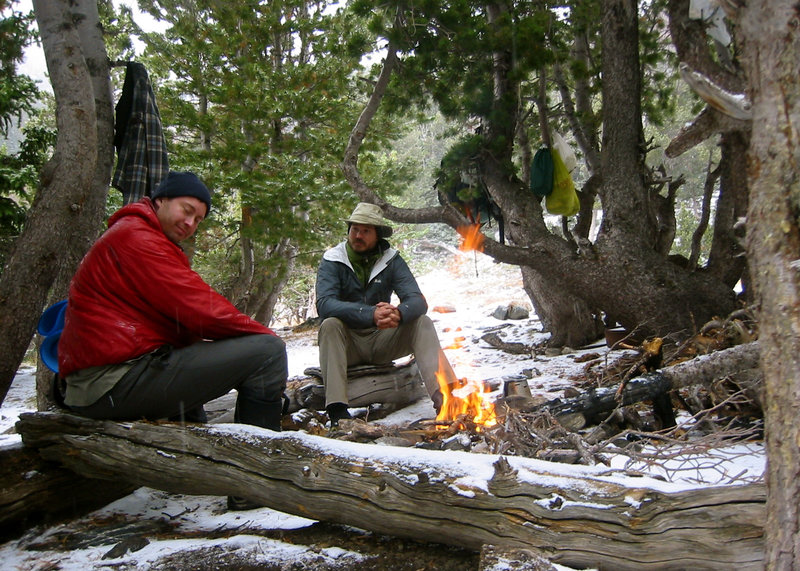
[315,202,458,425]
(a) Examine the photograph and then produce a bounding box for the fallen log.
[518,342,761,429]
[16,411,764,570]
[287,361,426,413]
[0,441,134,541]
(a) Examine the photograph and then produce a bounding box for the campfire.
[434,376,498,431]
[434,223,497,431]
[434,336,498,431]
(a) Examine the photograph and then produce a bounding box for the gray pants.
[318,315,457,407]
[69,334,287,431]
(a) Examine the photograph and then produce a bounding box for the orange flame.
[435,335,497,430]
[457,223,485,253]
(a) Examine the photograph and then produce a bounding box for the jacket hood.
[108,197,161,231]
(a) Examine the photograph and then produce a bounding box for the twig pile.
[286,307,763,486]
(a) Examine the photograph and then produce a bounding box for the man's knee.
[408,314,437,339]
[410,314,434,331]
[240,334,287,367]
[232,334,287,382]
[236,334,287,400]
[319,317,347,335]
[262,334,287,362]
[319,317,349,346]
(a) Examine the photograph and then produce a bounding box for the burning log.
[532,341,761,430]
[15,411,764,570]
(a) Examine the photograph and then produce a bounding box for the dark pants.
[70,334,287,431]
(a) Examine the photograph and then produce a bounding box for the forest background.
[1,0,799,566]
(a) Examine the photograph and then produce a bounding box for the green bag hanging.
[530,147,554,197]
[545,147,580,216]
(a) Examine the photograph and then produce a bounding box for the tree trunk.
[597,0,649,244]
[34,0,113,410]
[0,0,104,407]
[739,1,800,568]
[227,206,256,309]
[520,265,604,347]
[251,238,295,325]
[16,411,765,570]
[707,131,749,290]
[665,0,750,295]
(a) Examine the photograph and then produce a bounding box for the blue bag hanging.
[37,299,67,373]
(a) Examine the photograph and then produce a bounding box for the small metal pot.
[503,376,532,398]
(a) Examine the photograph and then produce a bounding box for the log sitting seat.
[285,360,426,413]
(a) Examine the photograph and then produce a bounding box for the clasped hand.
[374,302,401,329]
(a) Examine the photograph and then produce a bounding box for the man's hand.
[374,302,401,329]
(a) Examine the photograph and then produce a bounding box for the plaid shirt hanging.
[111,62,169,204]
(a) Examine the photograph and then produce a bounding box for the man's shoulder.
[109,198,157,226]
[104,209,159,243]
[322,241,348,262]
[101,205,181,260]
[378,246,400,265]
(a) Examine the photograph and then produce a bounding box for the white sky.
[16,0,48,90]
[17,0,165,93]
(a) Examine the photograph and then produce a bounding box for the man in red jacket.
[58,172,287,437]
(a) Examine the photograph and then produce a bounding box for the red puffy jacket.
[58,198,275,377]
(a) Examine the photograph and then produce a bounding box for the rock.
[441,433,472,451]
[491,302,530,320]
[506,302,530,320]
[479,545,557,571]
[103,536,150,560]
[563,387,580,398]
[432,304,457,313]
[491,306,509,320]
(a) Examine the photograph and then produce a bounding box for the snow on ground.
[0,250,764,570]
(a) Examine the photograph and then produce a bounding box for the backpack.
[530,147,554,197]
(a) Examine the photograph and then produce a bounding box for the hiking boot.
[326,402,352,427]
[227,495,263,511]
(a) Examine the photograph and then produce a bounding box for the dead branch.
[480,332,533,355]
[679,63,751,120]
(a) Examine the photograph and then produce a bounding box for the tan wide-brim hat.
[345,202,393,238]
